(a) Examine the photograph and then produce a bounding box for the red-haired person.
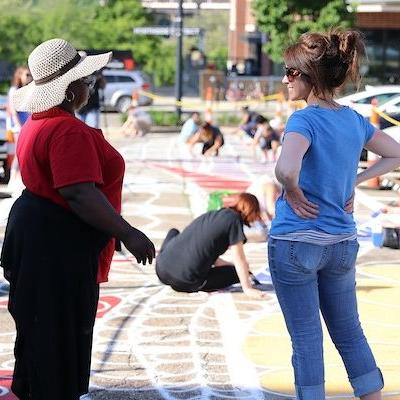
[156,193,266,299]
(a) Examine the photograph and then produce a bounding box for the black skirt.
[1,190,109,400]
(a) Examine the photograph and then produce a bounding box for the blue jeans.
[268,238,384,399]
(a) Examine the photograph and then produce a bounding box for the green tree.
[144,40,176,86]
[0,0,176,86]
[252,0,355,63]
[36,0,164,81]
[0,14,43,65]
[185,10,229,70]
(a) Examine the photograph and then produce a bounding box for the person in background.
[77,69,105,128]
[6,66,33,188]
[156,193,266,299]
[269,29,400,399]
[6,67,32,132]
[246,174,281,221]
[1,38,155,400]
[252,114,281,162]
[236,106,259,139]
[121,99,152,138]
[187,121,224,157]
[178,111,201,143]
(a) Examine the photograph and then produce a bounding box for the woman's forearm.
[234,260,253,289]
[60,182,155,264]
[231,243,266,299]
[59,182,134,241]
[275,168,299,191]
[357,157,400,186]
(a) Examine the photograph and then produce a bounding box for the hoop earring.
[65,90,75,103]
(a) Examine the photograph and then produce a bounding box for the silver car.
[101,69,153,112]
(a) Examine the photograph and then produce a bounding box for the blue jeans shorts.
[268,238,384,399]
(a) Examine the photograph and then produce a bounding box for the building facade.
[141,0,400,83]
[356,0,400,83]
[227,0,400,82]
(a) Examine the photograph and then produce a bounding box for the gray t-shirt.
[157,208,246,287]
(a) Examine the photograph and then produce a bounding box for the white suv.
[101,69,153,113]
[336,85,400,117]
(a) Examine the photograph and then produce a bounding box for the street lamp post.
[175,0,183,121]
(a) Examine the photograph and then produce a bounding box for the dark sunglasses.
[284,66,303,79]
[80,75,96,89]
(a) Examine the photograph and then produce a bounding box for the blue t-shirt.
[179,118,199,142]
[270,105,375,235]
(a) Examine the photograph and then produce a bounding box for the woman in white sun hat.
[0,38,155,400]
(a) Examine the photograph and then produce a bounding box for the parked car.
[336,85,400,117]
[101,69,153,113]
[0,110,15,184]
[377,95,400,129]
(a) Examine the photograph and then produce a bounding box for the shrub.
[148,111,181,126]
[216,112,241,126]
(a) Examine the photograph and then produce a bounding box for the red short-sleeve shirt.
[17,107,125,283]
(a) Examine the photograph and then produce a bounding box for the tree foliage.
[252,0,355,63]
[0,0,175,85]
[184,9,229,69]
[144,40,176,86]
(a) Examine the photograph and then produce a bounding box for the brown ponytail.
[335,29,365,84]
[283,29,366,98]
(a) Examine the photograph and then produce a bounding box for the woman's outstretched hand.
[122,227,156,265]
[243,287,268,300]
[285,187,319,219]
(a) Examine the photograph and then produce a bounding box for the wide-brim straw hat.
[13,38,112,113]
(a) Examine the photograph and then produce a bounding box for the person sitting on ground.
[121,99,152,137]
[156,193,267,299]
[178,111,201,143]
[252,114,281,162]
[246,174,281,222]
[236,106,259,139]
[187,122,224,157]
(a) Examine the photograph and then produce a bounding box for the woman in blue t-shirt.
[269,30,400,400]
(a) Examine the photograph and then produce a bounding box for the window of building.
[363,29,400,84]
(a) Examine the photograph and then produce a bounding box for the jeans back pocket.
[330,240,359,273]
[290,241,326,274]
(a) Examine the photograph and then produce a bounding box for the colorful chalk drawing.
[244,262,400,398]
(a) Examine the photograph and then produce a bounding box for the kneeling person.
[156,193,266,299]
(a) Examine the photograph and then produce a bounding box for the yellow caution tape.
[137,89,284,108]
[137,90,160,101]
[138,90,199,107]
[373,107,400,127]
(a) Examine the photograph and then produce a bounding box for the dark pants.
[156,228,240,292]
[1,190,108,400]
[201,265,240,291]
